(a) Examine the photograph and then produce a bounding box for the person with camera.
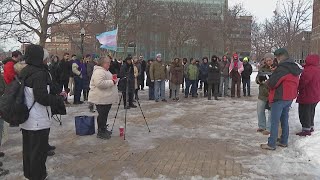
[119,56,137,109]
[261,48,302,150]
[88,56,118,140]
[256,53,274,135]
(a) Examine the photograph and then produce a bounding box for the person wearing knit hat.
[229,53,244,98]
[256,53,274,135]
[241,57,252,97]
[150,53,167,102]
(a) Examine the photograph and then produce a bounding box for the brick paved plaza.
[2,85,319,180]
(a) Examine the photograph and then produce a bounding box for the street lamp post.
[301,36,305,64]
[80,28,86,58]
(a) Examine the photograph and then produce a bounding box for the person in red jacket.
[261,48,302,150]
[3,50,22,84]
[296,54,320,136]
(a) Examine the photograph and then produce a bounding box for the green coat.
[150,60,167,81]
[256,65,272,101]
[186,64,199,80]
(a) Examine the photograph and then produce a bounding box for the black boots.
[97,128,111,140]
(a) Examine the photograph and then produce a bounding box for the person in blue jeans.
[184,59,199,98]
[261,48,302,150]
[150,54,167,102]
[256,53,274,135]
[241,57,252,96]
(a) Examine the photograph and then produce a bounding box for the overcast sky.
[229,0,279,22]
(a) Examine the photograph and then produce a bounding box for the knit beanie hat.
[263,53,275,60]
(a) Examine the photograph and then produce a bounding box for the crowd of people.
[0,45,320,179]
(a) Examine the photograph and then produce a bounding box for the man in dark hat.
[261,48,302,150]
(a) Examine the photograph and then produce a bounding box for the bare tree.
[7,0,82,46]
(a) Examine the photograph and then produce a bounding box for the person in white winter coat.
[88,56,118,140]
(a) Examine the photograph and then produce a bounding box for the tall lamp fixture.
[80,28,86,58]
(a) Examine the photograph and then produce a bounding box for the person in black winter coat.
[59,53,71,103]
[139,56,146,90]
[118,57,137,109]
[242,57,253,96]
[49,56,62,91]
[146,59,155,100]
[19,45,65,180]
[207,55,221,100]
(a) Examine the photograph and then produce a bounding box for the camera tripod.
[111,77,151,140]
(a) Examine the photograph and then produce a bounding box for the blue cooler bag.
[75,116,95,136]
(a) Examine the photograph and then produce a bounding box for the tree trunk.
[39,33,47,47]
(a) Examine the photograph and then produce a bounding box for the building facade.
[45,23,106,58]
[311,0,320,54]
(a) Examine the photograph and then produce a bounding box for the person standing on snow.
[184,58,199,98]
[72,56,84,104]
[170,58,183,101]
[242,57,253,97]
[219,55,230,97]
[207,55,221,100]
[229,53,244,98]
[20,45,65,179]
[150,54,167,102]
[256,53,274,135]
[261,48,302,150]
[296,54,320,136]
[200,57,209,97]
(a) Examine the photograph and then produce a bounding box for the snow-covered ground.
[2,72,320,179]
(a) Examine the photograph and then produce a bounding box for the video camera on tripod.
[112,62,151,140]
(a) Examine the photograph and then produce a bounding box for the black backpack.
[0,76,35,125]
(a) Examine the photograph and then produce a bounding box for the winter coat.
[49,61,62,84]
[267,58,302,103]
[146,64,154,87]
[297,55,320,104]
[199,63,209,82]
[87,61,96,80]
[185,64,199,81]
[256,65,272,101]
[3,58,17,85]
[141,60,147,74]
[150,60,167,81]
[88,66,118,105]
[242,63,253,79]
[82,63,90,90]
[118,62,135,92]
[59,58,70,81]
[72,60,82,78]
[207,61,221,84]
[219,61,230,77]
[20,45,64,131]
[229,60,244,80]
[170,61,183,85]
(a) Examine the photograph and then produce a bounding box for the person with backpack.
[0,73,9,176]
[19,45,65,179]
